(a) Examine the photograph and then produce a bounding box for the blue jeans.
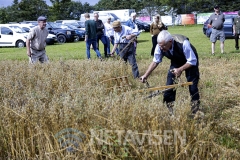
[97,34,108,56]
[86,38,101,59]
[163,66,200,103]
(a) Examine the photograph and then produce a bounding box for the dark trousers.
[163,66,200,104]
[97,34,108,57]
[151,35,158,56]
[119,43,139,79]
[234,33,239,49]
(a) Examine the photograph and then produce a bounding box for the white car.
[0,24,27,48]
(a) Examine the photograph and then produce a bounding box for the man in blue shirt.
[140,30,200,116]
[126,12,138,55]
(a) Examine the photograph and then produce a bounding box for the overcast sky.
[0,0,99,7]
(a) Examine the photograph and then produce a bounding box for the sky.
[0,0,99,7]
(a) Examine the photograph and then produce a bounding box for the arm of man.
[172,40,197,77]
[233,18,236,35]
[26,29,35,57]
[140,62,159,82]
[97,20,104,30]
[140,45,162,82]
[26,39,31,57]
[110,43,118,55]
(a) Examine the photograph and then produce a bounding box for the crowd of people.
[27,5,240,117]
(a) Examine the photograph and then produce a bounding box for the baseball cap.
[214,5,219,9]
[112,21,121,28]
[37,16,47,21]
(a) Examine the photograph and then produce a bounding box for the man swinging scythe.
[139,30,201,116]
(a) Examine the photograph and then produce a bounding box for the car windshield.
[8,26,27,33]
[48,22,61,28]
[66,24,78,29]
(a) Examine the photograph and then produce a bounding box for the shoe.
[212,53,215,55]
[236,48,239,50]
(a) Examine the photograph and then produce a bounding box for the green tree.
[17,0,48,21]
[0,7,8,23]
[49,0,72,20]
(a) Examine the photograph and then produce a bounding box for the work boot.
[166,102,174,116]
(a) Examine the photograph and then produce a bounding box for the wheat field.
[0,25,239,159]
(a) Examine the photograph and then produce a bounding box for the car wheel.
[16,40,25,48]
[74,36,80,42]
[57,35,67,43]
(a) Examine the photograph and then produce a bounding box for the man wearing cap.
[208,5,225,55]
[233,11,240,50]
[110,21,139,79]
[26,16,49,63]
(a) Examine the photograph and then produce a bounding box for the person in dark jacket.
[84,13,102,60]
[94,12,109,58]
[140,30,200,116]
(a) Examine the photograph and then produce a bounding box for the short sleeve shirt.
[27,26,48,50]
[209,13,225,30]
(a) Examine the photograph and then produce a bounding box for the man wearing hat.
[26,16,49,63]
[233,11,240,50]
[208,5,225,55]
[110,21,139,79]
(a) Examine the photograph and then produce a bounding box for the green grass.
[1,25,240,61]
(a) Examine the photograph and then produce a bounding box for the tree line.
[0,0,240,23]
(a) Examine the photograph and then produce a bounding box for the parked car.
[0,24,27,48]
[17,24,57,45]
[56,23,85,41]
[76,21,85,30]
[135,19,150,32]
[203,16,236,38]
[46,22,77,43]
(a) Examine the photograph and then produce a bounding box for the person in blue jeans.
[140,30,200,116]
[94,12,109,58]
[84,13,102,60]
[104,17,119,55]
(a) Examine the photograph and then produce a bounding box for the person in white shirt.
[104,17,119,55]
[110,21,139,78]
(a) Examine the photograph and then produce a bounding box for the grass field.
[0,25,239,159]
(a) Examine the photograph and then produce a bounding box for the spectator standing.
[26,16,49,64]
[126,12,138,55]
[233,11,240,50]
[104,17,119,55]
[140,30,200,116]
[150,14,166,56]
[84,13,102,60]
[208,5,225,55]
[110,21,139,79]
[94,12,109,58]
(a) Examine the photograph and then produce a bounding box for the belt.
[31,48,45,51]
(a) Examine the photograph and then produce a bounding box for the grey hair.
[157,30,172,43]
